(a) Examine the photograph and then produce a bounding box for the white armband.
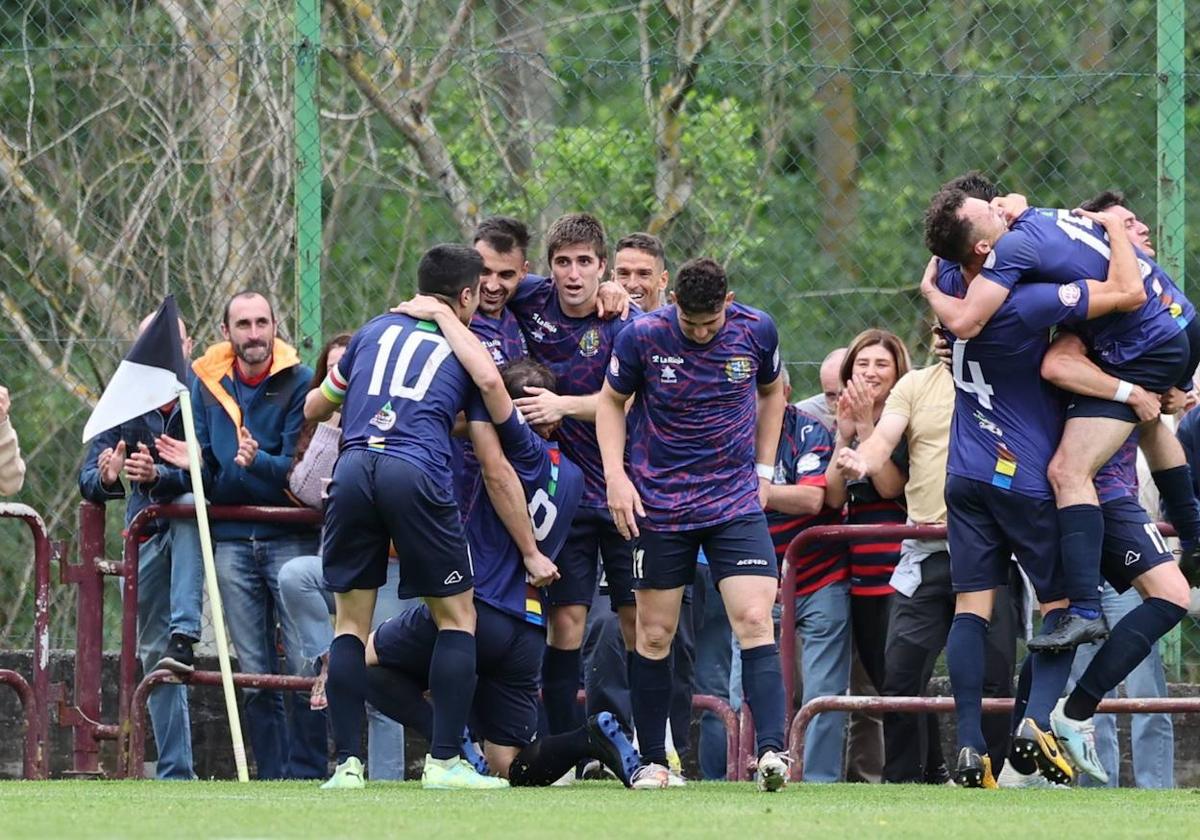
[755,463,774,481]
[1112,380,1134,404]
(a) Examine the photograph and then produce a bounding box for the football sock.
[1064,597,1186,721]
[946,613,989,754]
[630,652,672,765]
[542,646,583,735]
[1009,655,1037,774]
[326,634,367,763]
[1026,609,1073,728]
[740,642,786,755]
[365,664,433,739]
[508,728,592,787]
[1152,467,1200,545]
[1058,504,1104,613]
[429,629,477,760]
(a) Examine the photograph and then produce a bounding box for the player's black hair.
[923,188,975,264]
[417,244,484,299]
[502,358,557,401]
[674,257,728,313]
[1079,189,1127,213]
[614,232,666,266]
[940,170,998,202]
[473,216,531,259]
[222,290,276,327]
[545,212,607,266]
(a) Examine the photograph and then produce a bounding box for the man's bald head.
[819,347,847,414]
[139,313,193,359]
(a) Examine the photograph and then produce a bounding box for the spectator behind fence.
[0,384,26,495]
[766,367,851,782]
[78,314,202,780]
[794,348,847,432]
[158,290,322,780]
[823,329,910,782]
[278,332,415,781]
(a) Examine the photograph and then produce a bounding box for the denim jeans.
[137,493,203,780]
[794,580,852,783]
[1066,583,1174,788]
[214,533,321,780]
[277,554,414,780]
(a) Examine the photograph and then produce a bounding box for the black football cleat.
[1026,612,1108,652]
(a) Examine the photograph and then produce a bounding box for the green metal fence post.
[294,0,322,366]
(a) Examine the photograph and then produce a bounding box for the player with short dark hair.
[613,233,669,312]
[472,216,532,366]
[306,243,547,790]
[598,257,791,791]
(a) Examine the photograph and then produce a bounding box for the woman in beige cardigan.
[0,385,26,495]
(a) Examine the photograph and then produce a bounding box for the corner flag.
[82,295,190,442]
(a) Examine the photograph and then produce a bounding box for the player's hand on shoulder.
[391,294,453,321]
[596,280,631,320]
[523,551,560,588]
[1070,206,1119,231]
[919,256,939,299]
[606,473,644,540]
[992,193,1027,225]
[514,387,566,425]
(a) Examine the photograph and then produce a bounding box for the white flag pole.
[177,385,250,783]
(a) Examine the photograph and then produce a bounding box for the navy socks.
[1026,609,1073,727]
[740,643,786,755]
[429,629,477,760]
[1058,505,1104,615]
[630,652,672,765]
[327,634,367,763]
[946,613,989,753]
[1152,466,1200,546]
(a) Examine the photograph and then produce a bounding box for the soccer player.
[505,213,641,739]
[598,257,790,791]
[306,244,544,790]
[361,297,640,785]
[925,204,1151,788]
[471,216,531,366]
[612,232,670,312]
[922,188,1200,650]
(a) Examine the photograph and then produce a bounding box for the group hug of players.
[303,177,1199,792]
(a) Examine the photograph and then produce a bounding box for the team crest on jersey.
[1058,284,1081,307]
[660,365,678,384]
[725,356,753,383]
[578,327,601,357]
[369,401,396,432]
[609,356,619,376]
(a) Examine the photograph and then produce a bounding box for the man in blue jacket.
[79,313,203,780]
[162,290,322,780]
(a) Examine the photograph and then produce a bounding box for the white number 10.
[367,324,452,401]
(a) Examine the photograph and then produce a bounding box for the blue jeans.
[692,563,735,780]
[277,554,414,780]
[137,493,203,780]
[214,533,322,780]
[1066,583,1174,788]
[794,580,852,783]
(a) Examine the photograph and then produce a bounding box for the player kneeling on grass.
[359,306,640,787]
[598,257,791,791]
[307,245,545,791]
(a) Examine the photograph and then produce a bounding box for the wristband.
[1112,380,1134,404]
[755,463,774,481]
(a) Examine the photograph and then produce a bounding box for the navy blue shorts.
[545,507,635,609]
[322,449,473,599]
[634,512,777,591]
[945,475,1066,603]
[1100,496,1174,593]
[1067,330,1190,423]
[371,600,543,748]
[1180,316,1200,391]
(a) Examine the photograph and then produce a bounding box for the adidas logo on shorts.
[444,570,464,585]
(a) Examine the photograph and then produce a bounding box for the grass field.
[2,781,1198,839]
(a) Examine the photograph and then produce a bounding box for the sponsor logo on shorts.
[736,558,769,567]
[444,570,464,585]
[1124,550,1141,566]
[1058,284,1082,307]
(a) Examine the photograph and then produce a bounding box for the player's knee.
[729,604,774,644]
[547,607,586,649]
[1142,568,1191,610]
[637,622,675,657]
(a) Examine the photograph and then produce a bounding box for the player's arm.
[1041,332,1161,422]
[514,390,598,427]
[305,364,342,422]
[1075,208,1147,315]
[835,412,909,499]
[755,374,787,508]
[921,270,1009,340]
[597,380,642,539]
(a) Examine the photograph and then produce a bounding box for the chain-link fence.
[1,1,1198,672]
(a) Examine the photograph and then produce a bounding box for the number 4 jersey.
[324,312,485,484]
[938,263,1090,499]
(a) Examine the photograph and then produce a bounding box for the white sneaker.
[757,750,790,792]
[1050,698,1108,784]
[550,767,576,787]
[997,762,1069,789]
[666,769,687,787]
[630,763,670,790]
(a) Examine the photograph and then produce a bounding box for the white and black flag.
[82,295,189,442]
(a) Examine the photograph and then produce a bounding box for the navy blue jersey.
[469,306,528,367]
[980,208,1188,366]
[508,275,638,508]
[607,302,781,530]
[324,313,483,484]
[939,267,1090,499]
[461,409,584,626]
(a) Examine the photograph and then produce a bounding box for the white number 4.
[952,339,994,409]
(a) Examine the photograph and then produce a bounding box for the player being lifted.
[922,187,1200,650]
[306,244,545,790]
[597,258,790,791]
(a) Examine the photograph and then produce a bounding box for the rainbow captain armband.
[320,365,348,406]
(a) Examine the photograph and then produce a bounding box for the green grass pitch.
[2,781,1198,839]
